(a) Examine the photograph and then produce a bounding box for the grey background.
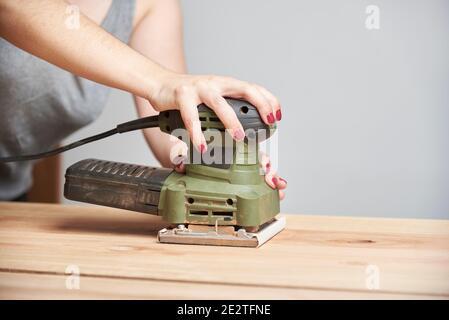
[62,0,449,219]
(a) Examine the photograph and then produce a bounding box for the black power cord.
[0,115,160,163]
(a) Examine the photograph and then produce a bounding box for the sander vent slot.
[190,210,208,216]
[212,212,233,217]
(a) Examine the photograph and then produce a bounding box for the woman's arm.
[0,0,281,153]
[0,0,159,101]
[129,0,187,168]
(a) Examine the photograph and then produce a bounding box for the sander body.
[64,99,285,247]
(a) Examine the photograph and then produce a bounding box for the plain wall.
[62,0,449,219]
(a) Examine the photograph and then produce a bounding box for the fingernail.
[175,162,183,169]
[279,177,287,184]
[276,109,282,121]
[233,129,245,141]
[272,177,278,185]
[200,144,207,154]
[265,162,271,172]
[172,154,184,166]
[175,156,184,166]
[267,113,275,124]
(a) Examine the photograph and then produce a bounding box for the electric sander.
[1,98,285,247]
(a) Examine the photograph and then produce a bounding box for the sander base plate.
[157,215,286,248]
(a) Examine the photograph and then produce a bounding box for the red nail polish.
[265,163,271,173]
[200,144,207,154]
[272,177,278,185]
[267,113,275,124]
[276,109,282,121]
[233,129,245,141]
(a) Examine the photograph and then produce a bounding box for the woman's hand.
[147,72,282,152]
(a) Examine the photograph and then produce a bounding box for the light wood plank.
[0,272,443,300]
[0,202,448,299]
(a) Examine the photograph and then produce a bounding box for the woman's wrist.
[132,58,176,106]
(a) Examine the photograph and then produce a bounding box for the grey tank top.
[0,0,135,199]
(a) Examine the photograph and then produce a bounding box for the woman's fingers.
[174,161,186,173]
[200,91,245,141]
[259,152,271,174]
[176,87,207,153]
[221,79,276,125]
[261,154,286,200]
[279,190,285,200]
[168,139,188,173]
[172,152,187,173]
[253,84,282,121]
[239,85,275,125]
[264,171,287,190]
[270,175,286,201]
[276,177,287,190]
[168,75,281,150]
[264,171,276,189]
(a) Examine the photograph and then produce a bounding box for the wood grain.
[0,202,448,299]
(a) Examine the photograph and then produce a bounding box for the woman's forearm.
[0,0,166,99]
[130,0,187,168]
[0,0,281,154]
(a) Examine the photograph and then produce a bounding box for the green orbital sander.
[1,99,285,247]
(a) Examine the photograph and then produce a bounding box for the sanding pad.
[157,215,286,248]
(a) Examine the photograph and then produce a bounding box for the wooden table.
[0,202,448,299]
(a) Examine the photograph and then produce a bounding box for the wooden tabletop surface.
[0,202,448,299]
